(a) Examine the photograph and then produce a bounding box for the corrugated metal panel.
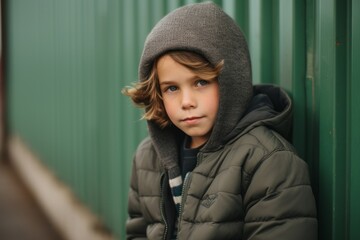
[316,0,338,238]
[5,0,144,238]
[5,0,360,239]
[315,0,358,239]
[349,1,360,239]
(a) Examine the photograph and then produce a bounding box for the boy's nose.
[181,90,196,110]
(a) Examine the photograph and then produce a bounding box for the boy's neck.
[188,136,207,149]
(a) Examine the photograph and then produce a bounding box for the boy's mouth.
[181,116,203,124]
[182,116,201,121]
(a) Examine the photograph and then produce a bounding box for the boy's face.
[157,55,219,148]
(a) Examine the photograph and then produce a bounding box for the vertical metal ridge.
[349,1,360,239]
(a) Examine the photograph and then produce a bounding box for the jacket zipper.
[160,173,169,240]
[176,153,203,239]
[176,172,191,239]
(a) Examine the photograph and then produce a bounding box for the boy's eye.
[196,79,209,87]
[166,86,178,92]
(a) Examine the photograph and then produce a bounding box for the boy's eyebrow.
[159,76,200,85]
[159,80,177,85]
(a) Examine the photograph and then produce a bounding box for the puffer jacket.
[126,2,317,239]
[126,85,318,240]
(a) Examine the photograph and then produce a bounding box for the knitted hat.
[139,2,253,166]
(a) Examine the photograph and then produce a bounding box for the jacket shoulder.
[232,126,304,184]
[136,136,154,153]
[236,126,317,239]
[246,125,297,153]
[133,136,161,171]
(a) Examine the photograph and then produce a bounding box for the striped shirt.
[168,138,200,238]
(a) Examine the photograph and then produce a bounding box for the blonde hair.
[122,51,224,128]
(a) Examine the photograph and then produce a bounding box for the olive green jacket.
[128,3,317,239]
[126,86,318,240]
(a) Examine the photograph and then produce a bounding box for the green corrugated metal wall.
[5,0,360,239]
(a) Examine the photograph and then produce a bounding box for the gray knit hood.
[139,2,253,173]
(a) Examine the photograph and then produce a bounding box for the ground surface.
[0,160,64,240]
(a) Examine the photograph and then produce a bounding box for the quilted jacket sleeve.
[126,156,147,240]
[242,150,318,240]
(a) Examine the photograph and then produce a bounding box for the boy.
[123,2,317,239]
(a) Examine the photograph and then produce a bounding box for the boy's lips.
[181,116,203,124]
[182,116,201,121]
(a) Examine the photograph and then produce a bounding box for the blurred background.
[0,0,359,239]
